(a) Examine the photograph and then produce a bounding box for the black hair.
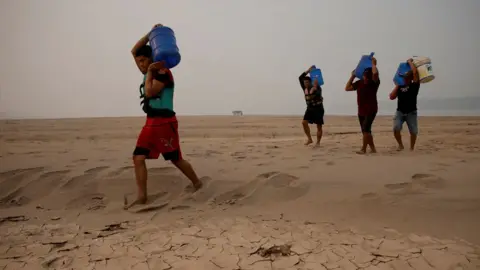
[134,45,152,58]
[403,71,413,77]
[363,68,373,74]
[303,76,311,81]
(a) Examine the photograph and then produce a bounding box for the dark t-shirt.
[353,79,380,116]
[397,82,420,114]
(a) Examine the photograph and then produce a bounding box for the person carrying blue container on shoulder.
[345,56,380,154]
[126,24,203,209]
[389,58,420,151]
[298,65,325,148]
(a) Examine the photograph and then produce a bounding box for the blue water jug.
[354,52,375,79]
[309,65,324,86]
[393,62,411,86]
[148,26,181,69]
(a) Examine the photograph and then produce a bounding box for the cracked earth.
[0,217,479,270]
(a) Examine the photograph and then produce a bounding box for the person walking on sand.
[298,66,325,148]
[345,57,380,154]
[127,24,203,209]
[389,58,420,151]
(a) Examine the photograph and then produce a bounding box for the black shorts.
[358,113,377,133]
[303,106,325,125]
[133,147,182,161]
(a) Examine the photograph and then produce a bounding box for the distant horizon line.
[2,112,480,121]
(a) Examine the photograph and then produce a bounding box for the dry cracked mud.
[0,216,479,270]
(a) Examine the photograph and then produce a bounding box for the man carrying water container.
[345,57,380,154]
[127,24,203,209]
[389,59,420,151]
[299,66,325,148]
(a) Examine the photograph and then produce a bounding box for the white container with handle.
[412,56,435,84]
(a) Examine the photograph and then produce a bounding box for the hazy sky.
[1,0,479,119]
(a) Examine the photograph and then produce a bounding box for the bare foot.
[370,149,377,154]
[184,180,204,193]
[397,145,405,151]
[313,143,320,149]
[194,181,203,191]
[356,149,367,155]
[123,194,147,210]
[304,139,313,146]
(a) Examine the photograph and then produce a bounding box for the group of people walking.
[127,24,423,206]
[299,57,421,154]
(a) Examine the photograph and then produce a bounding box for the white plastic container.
[413,56,435,84]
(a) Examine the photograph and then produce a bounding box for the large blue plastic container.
[309,65,324,86]
[393,62,411,86]
[354,52,375,79]
[148,26,181,69]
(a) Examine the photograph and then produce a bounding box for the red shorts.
[133,116,183,161]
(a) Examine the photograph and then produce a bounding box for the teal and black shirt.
[139,69,175,118]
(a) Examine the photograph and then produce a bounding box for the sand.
[0,115,479,269]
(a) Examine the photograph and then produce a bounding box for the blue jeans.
[393,110,418,135]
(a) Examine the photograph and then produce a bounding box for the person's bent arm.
[372,57,379,82]
[345,71,356,91]
[389,85,399,100]
[145,73,166,98]
[318,86,324,102]
[131,24,163,57]
[131,24,163,71]
[299,65,314,89]
[310,78,320,93]
[298,72,307,89]
[131,34,149,58]
[408,58,419,83]
[144,64,167,97]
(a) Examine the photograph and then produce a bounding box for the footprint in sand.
[2,170,70,207]
[204,150,221,157]
[256,162,272,166]
[361,192,380,199]
[123,191,169,211]
[383,173,446,195]
[73,158,88,163]
[264,173,298,188]
[84,166,109,175]
[212,178,260,206]
[130,202,169,213]
[180,176,240,204]
[107,166,134,178]
[212,172,310,206]
[254,173,310,202]
[411,173,446,189]
[109,169,187,205]
[384,182,410,190]
[183,176,212,193]
[231,151,247,160]
[66,193,107,211]
[257,171,280,179]
[169,205,192,211]
[148,167,177,174]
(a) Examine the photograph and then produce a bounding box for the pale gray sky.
[1,0,479,119]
